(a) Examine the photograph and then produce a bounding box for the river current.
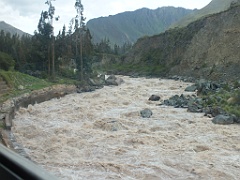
[12,76,240,179]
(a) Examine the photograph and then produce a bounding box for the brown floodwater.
[12,76,240,179]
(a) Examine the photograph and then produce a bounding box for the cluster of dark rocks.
[162,93,239,124]
[76,85,101,93]
[163,94,203,112]
[169,75,196,83]
[185,79,221,95]
[162,79,240,125]
[76,75,124,93]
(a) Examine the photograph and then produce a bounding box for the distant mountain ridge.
[0,21,28,36]
[87,7,195,46]
[170,0,240,28]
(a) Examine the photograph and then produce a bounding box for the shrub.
[233,80,240,89]
[0,52,15,71]
[59,68,77,79]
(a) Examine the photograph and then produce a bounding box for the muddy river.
[12,76,240,179]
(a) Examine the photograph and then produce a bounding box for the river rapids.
[12,76,240,179]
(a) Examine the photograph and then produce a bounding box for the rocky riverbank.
[163,78,240,125]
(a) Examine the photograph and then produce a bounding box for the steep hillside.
[87,7,194,46]
[171,0,239,28]
[0,21,28,36]
[120,4,240,82]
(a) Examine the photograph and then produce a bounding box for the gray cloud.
[1,0,45,16]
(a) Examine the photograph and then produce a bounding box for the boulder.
[163,95,179,107]
[105,75,124,86]
[89,75,105,86]
[164,94,199,108]
[211,107,226,117]
[188,103,203,113]
[187,97,203,112]
[170,75,181,81]
[234,117,240,123]
[140,108,153,118]
[148,95,160,101]
[185,85,197,92]
[77,86,95,93]
[212,115,234,125]
[195,79,220,95]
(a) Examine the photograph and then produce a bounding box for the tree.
[68,18,74,35]
[113,44,120,55]
[37,0,58,79]
[37,10,53,76]
[45,0,58,79]
[94,38,111,54]
[0,51,15,71]
[62,24,66,38]
[74,0,86,81]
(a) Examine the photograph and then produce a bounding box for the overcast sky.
[0,0,212,35]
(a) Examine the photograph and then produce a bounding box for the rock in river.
[212,115,234,125]
[140,108,153,118]
[148,95,160,101]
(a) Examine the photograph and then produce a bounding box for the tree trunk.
[48,44,51,76]
[80,34,83,81]
[75,33,78,79]
[51,36,55,80]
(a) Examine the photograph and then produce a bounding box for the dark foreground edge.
[0,144,57,180]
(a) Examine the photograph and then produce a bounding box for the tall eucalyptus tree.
[74,0,86,81]
[39,0,59,79]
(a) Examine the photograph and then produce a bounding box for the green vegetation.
[0,52,15,71]
[0,69,79,103]
[202,83,240,118]
[0,70,53,102]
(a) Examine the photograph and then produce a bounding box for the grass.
[0,70,78,103]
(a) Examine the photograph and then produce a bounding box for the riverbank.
[0,84,76,149]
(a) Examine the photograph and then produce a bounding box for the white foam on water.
[12,76,240,179]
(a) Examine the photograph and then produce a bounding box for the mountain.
[87,7,195,46]
[170,0,239,28]
[100,2,240,82]
[0,21,28,36]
